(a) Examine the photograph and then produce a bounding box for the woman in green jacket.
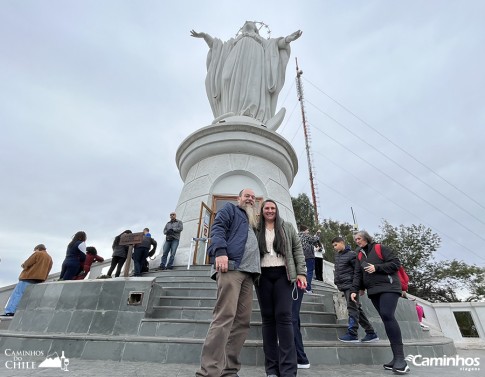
[256,199,307,377]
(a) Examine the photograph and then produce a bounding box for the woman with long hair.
[107,230,132,277]
[60,231,87,280]
[256,199,307,377]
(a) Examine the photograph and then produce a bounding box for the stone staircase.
[0,265,456,365]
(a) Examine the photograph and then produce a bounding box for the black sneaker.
[1,313,14,317]
[338,333,359,342]
[383,360,394,370]
[392,359,410,374]
[360,333,379,343]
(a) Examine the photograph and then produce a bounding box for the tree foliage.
[374,220,485,303]
[290,194,485,302]
[291,193,316,231]
[319,219,355,263]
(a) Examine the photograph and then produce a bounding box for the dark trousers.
[132,247,149,276]
[369,292,402,345]
[314,257,323,281]
[305,258,315,291]
[342,289,375,336]
[256,266,297,377]
[292,286,309,365]
[107,256,126,277]
[60,258,80,280]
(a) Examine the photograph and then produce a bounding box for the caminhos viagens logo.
[405,354,480,372]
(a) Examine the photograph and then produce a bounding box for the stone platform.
[0,266,455,365]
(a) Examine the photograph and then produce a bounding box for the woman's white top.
[261,228,285,267]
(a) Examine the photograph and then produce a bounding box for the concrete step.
[0,330,455,365]
[157,296,327,312]
[138,318,347,342]
[149,306,337,323]
[0,316,13,330]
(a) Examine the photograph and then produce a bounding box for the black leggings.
[107,256,126,277]
[256,266,296,377]
[369,292,403,345]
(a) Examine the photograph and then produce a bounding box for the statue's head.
[242,21,259,34]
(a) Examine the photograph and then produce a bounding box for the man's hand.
[215,255,228,273]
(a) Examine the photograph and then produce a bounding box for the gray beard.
[239,203,258,229]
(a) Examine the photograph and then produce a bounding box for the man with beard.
[196,188,261,377]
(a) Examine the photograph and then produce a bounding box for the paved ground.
[0,349,483,377]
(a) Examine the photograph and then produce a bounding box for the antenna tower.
[295,58,320,225]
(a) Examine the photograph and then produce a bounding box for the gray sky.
[1,0,484,287]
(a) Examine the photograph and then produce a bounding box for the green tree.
[319,219,355,263]
[291,193,485,302]
[374,220,485,302]
[291,193,316,231]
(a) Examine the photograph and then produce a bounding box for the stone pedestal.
[170,120,298,267]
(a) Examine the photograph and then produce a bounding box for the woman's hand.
[296,274,307,290]
[363,263,375,274]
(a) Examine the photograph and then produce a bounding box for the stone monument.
[165,21,302,268]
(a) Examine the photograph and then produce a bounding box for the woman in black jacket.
[350,230,409,374]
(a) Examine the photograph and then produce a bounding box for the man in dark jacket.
[332,236,378,343]
[196,188,261,377]
[132,228,157,277]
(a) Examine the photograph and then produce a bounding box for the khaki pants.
[196,270,254,377]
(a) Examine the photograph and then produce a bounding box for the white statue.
[191,21,302,130]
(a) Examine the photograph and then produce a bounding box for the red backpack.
[358,244,409,291]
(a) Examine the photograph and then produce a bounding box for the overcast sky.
[1,0,484,287]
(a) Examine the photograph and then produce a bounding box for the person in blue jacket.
[196,188,261,377]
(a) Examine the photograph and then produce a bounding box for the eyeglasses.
[170,214,176,216]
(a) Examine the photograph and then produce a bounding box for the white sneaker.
[420,323,430,331]
[297,363,310,369]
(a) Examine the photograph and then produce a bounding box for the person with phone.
[351,230,409,374]
[332,237,378,343]
[255,199,307,377]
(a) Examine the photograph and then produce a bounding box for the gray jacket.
[164,219,183,240]
[282,222,307,282]
[112,245,129,258]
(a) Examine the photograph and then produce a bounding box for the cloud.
[1,0,484,288]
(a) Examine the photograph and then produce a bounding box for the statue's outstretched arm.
[190,30,214,48]
[278,30,302,48]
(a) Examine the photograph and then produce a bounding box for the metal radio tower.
[295,58,320,225]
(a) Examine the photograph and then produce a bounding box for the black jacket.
[333,247,356,291]
[351,242,402,296]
